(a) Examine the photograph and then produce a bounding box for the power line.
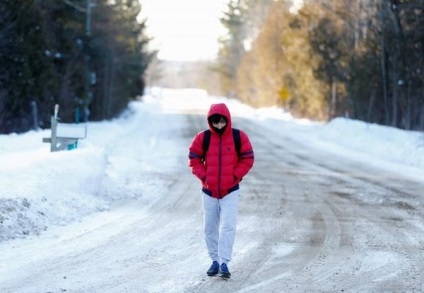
[62,0,86,13]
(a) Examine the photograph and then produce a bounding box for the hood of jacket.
[207,103,232,134]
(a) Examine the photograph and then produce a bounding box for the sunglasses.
[211,116,227,125]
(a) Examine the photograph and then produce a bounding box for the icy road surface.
[0,96,423,292]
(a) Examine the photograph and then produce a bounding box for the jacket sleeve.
[234,130,254,180]
[188,132,207,181]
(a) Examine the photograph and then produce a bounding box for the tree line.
[0,0,153,134]
[217,0,424,130]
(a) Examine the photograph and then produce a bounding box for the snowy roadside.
[242,103,424,179]
[0,99,170,242]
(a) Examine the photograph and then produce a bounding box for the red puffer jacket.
[188,103,254,198]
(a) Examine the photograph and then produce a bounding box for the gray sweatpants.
[202,189,240,264]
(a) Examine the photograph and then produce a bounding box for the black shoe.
[220,263,231,279]
[207,261,219,276]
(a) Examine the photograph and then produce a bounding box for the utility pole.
[84,0,92,122]
[62,0,92,37]
[86,0,92,36]
[62,0,94,122]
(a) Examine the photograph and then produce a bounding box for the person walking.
[188,103,254,278]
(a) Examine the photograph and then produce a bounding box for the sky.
[1,88,423,243]
[139,0,228,61]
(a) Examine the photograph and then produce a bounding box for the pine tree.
[0,0,153,133]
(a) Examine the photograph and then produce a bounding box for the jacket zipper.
[218,136,222,198]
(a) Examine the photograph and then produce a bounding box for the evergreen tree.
[89,0,153,120]
[217,0,248,97]
[0,0,153,134]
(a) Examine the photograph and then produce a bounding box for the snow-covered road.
[1,90,423,292]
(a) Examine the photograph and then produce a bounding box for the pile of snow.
[323,118,424,168]
[1,88,423,242]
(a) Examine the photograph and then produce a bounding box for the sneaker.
[207,261,219,276]
[220,263,231,279]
